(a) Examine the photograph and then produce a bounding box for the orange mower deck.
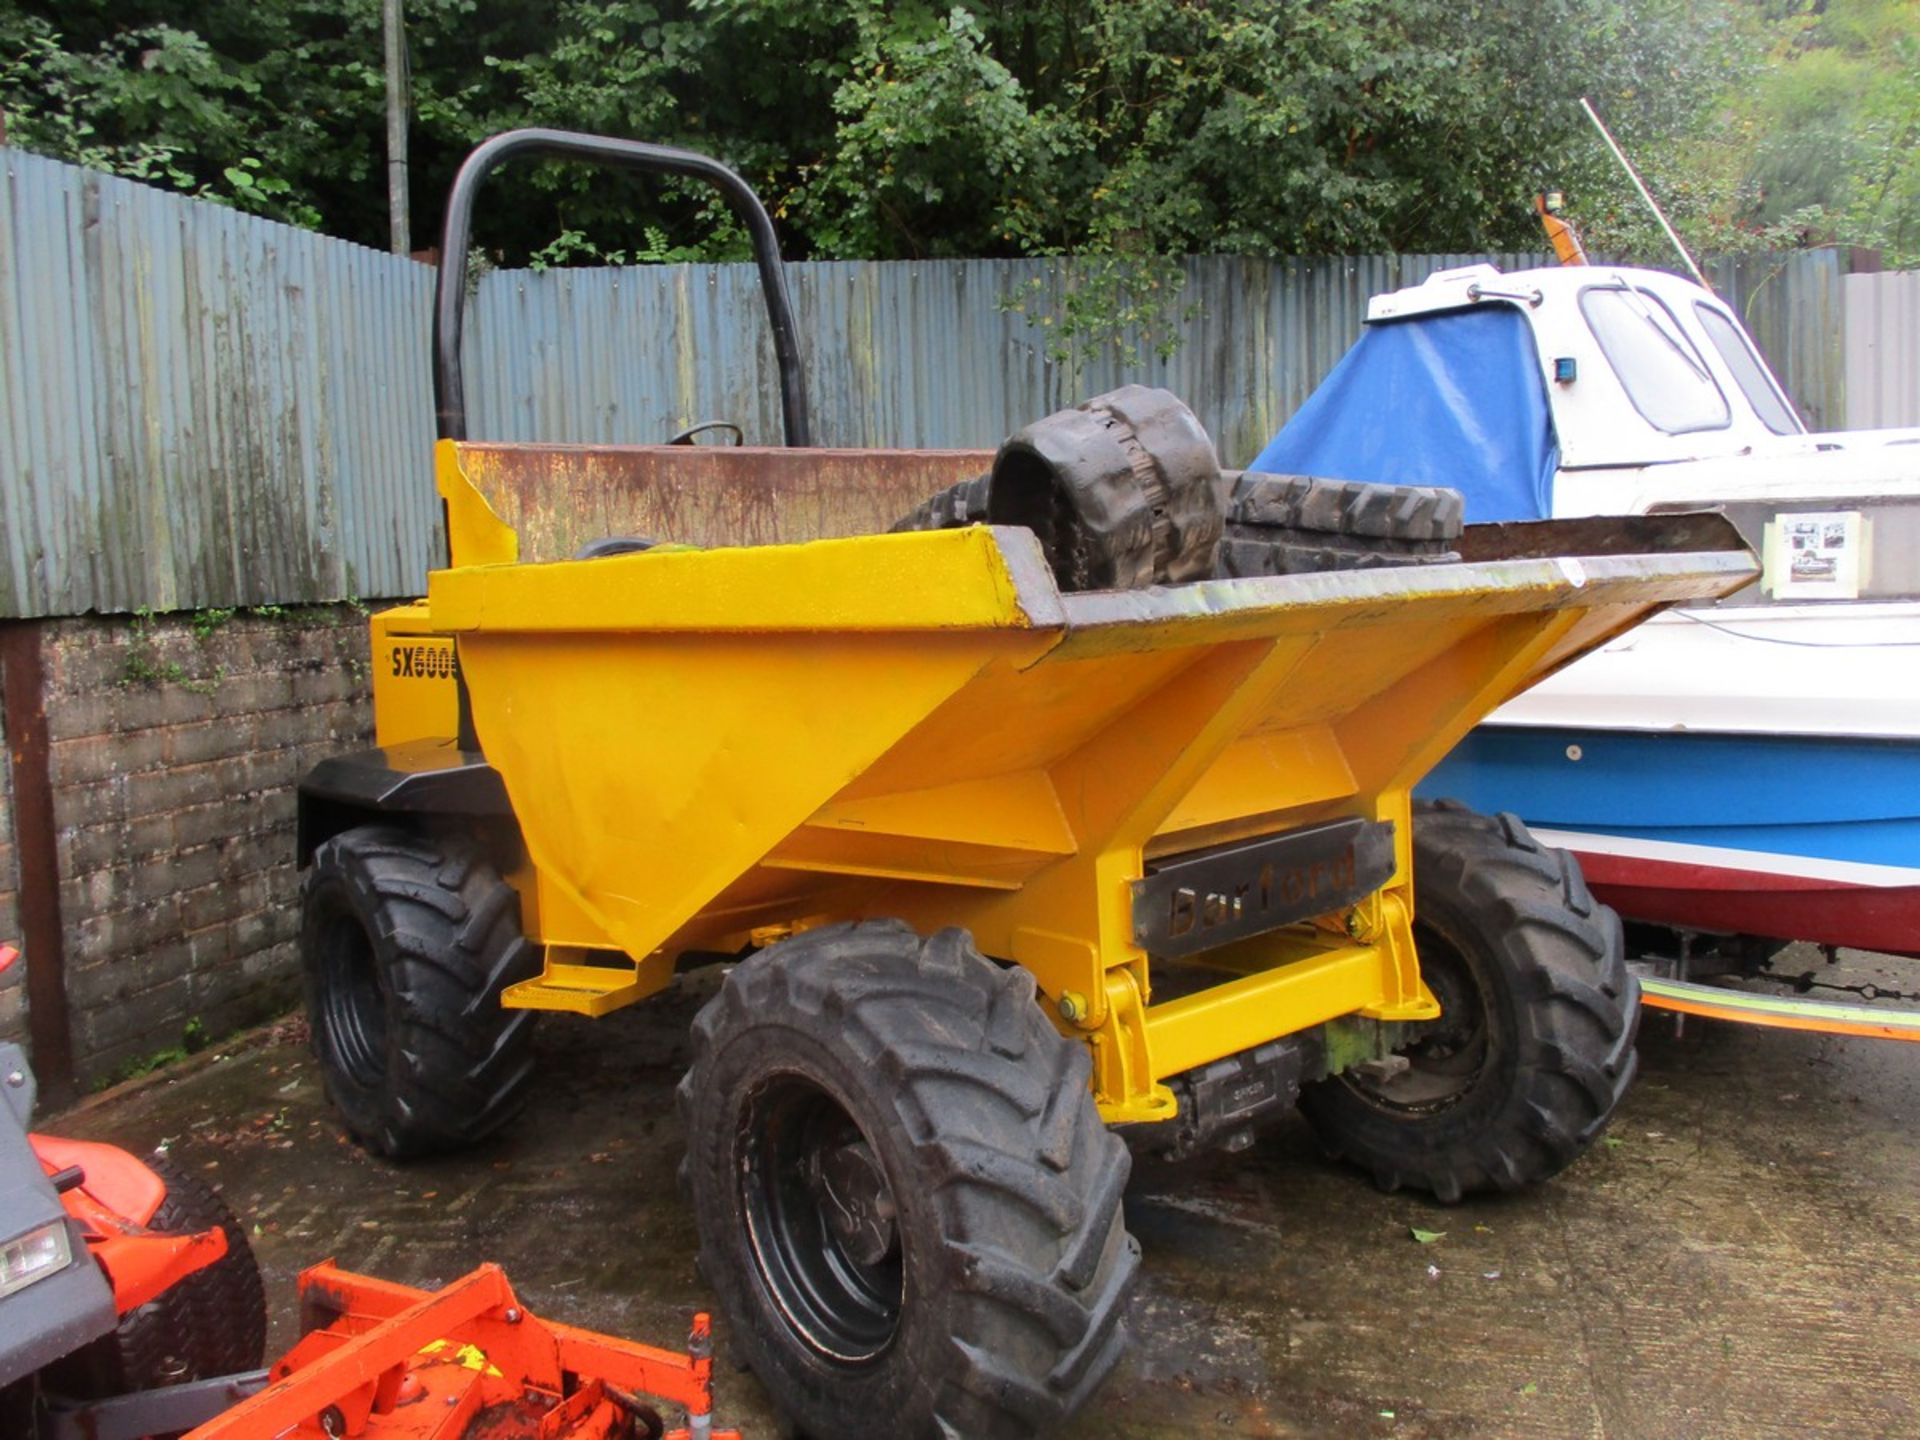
[186,1264,735,1440]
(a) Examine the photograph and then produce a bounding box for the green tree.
[0,10,322,222]
[1737,0,1920,262]
[0,0,1780,266]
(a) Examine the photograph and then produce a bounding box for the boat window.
[1692,302,1804,435]
[1578,285,1731,434]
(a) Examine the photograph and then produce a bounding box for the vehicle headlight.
[0,1220,74,1299]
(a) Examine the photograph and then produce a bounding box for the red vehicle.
[0,942,736,1439]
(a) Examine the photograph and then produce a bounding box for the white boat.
[1249,262,1920,959]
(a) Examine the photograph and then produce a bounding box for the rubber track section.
[303,826,539,1158]
[1216,471,1463,577]
[1300,801,1637,1202]
[1217,534,1459,577]
[678,920,1138,1440]
[1226,472,1463,542]
[890,471,991,534]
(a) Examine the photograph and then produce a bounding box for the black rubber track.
[302,825,540,1158]
[46,1157,266,1405]
[988,386,1223,591]
[1217,534,1457,578]
[678,921,1138,1440]
[889,471,991,535]
[1216,472,1464,577]
[1226,471,1464,542]
[892,388,1223,592]
[1298,801,1638,1202]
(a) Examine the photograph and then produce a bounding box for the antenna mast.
[1578,96,1711,290]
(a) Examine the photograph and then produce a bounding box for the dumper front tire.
[302,825,540,1158]
[1298,802,1637,1201]
[678,921,1138,1440]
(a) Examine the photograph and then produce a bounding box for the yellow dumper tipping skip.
[295,130,1759,1440]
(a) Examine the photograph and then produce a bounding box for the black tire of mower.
[302,824,540,1158]
[1216,471,1463,577]
[47,1157,266,1402]
[678,921,1138,1440]
[1297,801,1638,1202]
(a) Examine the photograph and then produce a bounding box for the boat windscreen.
[1579,286,1730,436]
[1693,302,1804,436]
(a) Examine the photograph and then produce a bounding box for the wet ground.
[56,946,1920,1439]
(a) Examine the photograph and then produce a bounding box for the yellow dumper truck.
[295,132,1758,1439]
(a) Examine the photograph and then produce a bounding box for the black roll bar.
[432,128,811,447]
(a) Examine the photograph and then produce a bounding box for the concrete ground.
[56,946,1920,1440]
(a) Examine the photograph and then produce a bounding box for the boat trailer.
[1638,973,1920,1042]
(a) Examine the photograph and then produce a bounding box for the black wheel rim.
[314,902,388,1088]
[740,1074,904,1364]
[1340,924,1492,1113]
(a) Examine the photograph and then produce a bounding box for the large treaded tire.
[893,388,1223,592]
[1227,471,1464,542]
[1216,471,1464,578]
[46,1158,266,1408]
[678,921,1138,1440]
[302,825,540,1158]
[989,385,1223,591]
[1298,802,1637,1202]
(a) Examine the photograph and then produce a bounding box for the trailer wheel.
[46,1158,266,1403]
[1298,802,1637,1201]
[679,921,1138,1440]
[302,825,539,1158]
[1215,472,1463,577]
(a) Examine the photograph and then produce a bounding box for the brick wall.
[32,607,375,1085]
[0,696,21,1046]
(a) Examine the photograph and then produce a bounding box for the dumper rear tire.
[302,825,540,1158]
[1298,802,1637,1201]
[678,921,1138,1440]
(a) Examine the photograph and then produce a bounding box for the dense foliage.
[0,1,1735,256]
[1,0,1912,266]
[1734,0,1920,262]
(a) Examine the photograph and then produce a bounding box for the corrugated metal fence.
[1843,271,1920,429]
[465,251,1562,464]
[468,249,1850,460]
[0,147,1868,618]
[0,150,436,618]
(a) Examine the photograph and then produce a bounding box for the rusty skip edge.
[452,443,994,561]
[1453,511,1754,564]
[1058,514,1758,637]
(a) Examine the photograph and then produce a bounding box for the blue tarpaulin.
[1248,305,1559,522]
